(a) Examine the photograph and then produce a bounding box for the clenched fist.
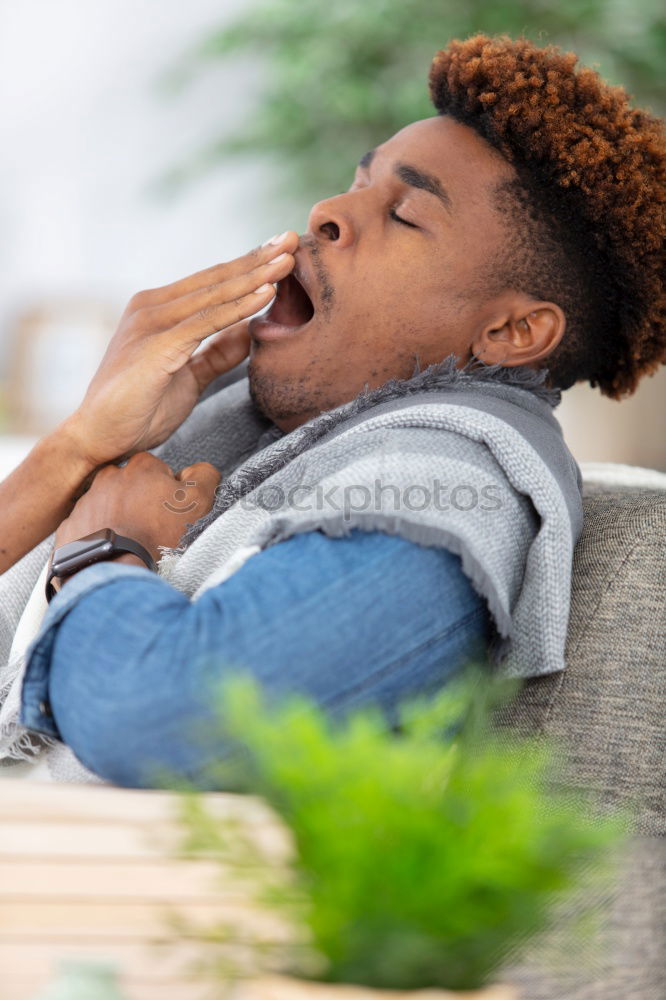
[53,452,221,569]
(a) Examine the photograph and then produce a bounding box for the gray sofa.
[495,465,665,999]
[1,457,663,997]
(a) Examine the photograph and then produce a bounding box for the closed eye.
[389,208,418,228]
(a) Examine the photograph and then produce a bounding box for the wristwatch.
[45,528,157,603]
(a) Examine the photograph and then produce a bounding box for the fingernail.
[254,283,275,294]
[270,252,289,263]
[262,231,289,247]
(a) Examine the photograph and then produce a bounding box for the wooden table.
[0,780,295,1000]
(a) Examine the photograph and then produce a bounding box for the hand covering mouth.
[265,270,315,328]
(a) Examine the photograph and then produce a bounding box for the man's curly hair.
[428,34,665,398]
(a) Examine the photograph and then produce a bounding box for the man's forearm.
[19,531,487,787]
[0,420,98,575]
[0,236,296,579]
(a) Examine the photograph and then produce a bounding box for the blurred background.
[0,0,664,477]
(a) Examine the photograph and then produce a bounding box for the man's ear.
[470,299,566,368]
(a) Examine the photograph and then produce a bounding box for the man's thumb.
[187,320,251,392]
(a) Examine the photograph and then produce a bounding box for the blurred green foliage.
[161,0,665,217]
[171,669,627,991]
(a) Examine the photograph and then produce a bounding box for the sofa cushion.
[494,478,665,999]
[495,485,665,836]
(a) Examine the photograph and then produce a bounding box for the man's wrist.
[50,551,152,595]
[111,553,149,569]
[45,420,101,487]
[55,414,112,479]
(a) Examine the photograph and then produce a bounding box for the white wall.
[0,0,280,345]
[0,0,663,468]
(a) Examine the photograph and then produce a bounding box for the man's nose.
[306,193,357,249]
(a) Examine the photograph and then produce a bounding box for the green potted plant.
[166,667,626,998]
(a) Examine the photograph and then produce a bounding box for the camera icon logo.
[163,481,198,514]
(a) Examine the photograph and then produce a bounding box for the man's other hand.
[62,231,298,468]
[53,453,221,566]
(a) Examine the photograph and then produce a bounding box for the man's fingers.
[187,321,251,392]
[94,452,162,477]
[133,231,299,308]
[156,282,278,375]
[124,451,175,476]
[144,249,294,332]
[175,462,220,493]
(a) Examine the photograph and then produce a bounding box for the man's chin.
[247,356,304,427]
[247,356,334,433]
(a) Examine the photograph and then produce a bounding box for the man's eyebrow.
[394,163,453,215]
[358,149,376,170]
[357,148,453,215]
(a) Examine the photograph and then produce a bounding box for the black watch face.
[52,529,115,575]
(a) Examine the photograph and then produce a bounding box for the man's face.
[248,115,515,431]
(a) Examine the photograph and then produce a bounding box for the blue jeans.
[21,531,491,788]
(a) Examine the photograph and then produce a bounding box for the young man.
[0,34,663,786]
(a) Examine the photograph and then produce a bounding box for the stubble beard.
[247,355,337,429]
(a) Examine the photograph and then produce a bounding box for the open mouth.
[264,271,315,329]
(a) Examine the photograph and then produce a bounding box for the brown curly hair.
[428,33,666,398]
